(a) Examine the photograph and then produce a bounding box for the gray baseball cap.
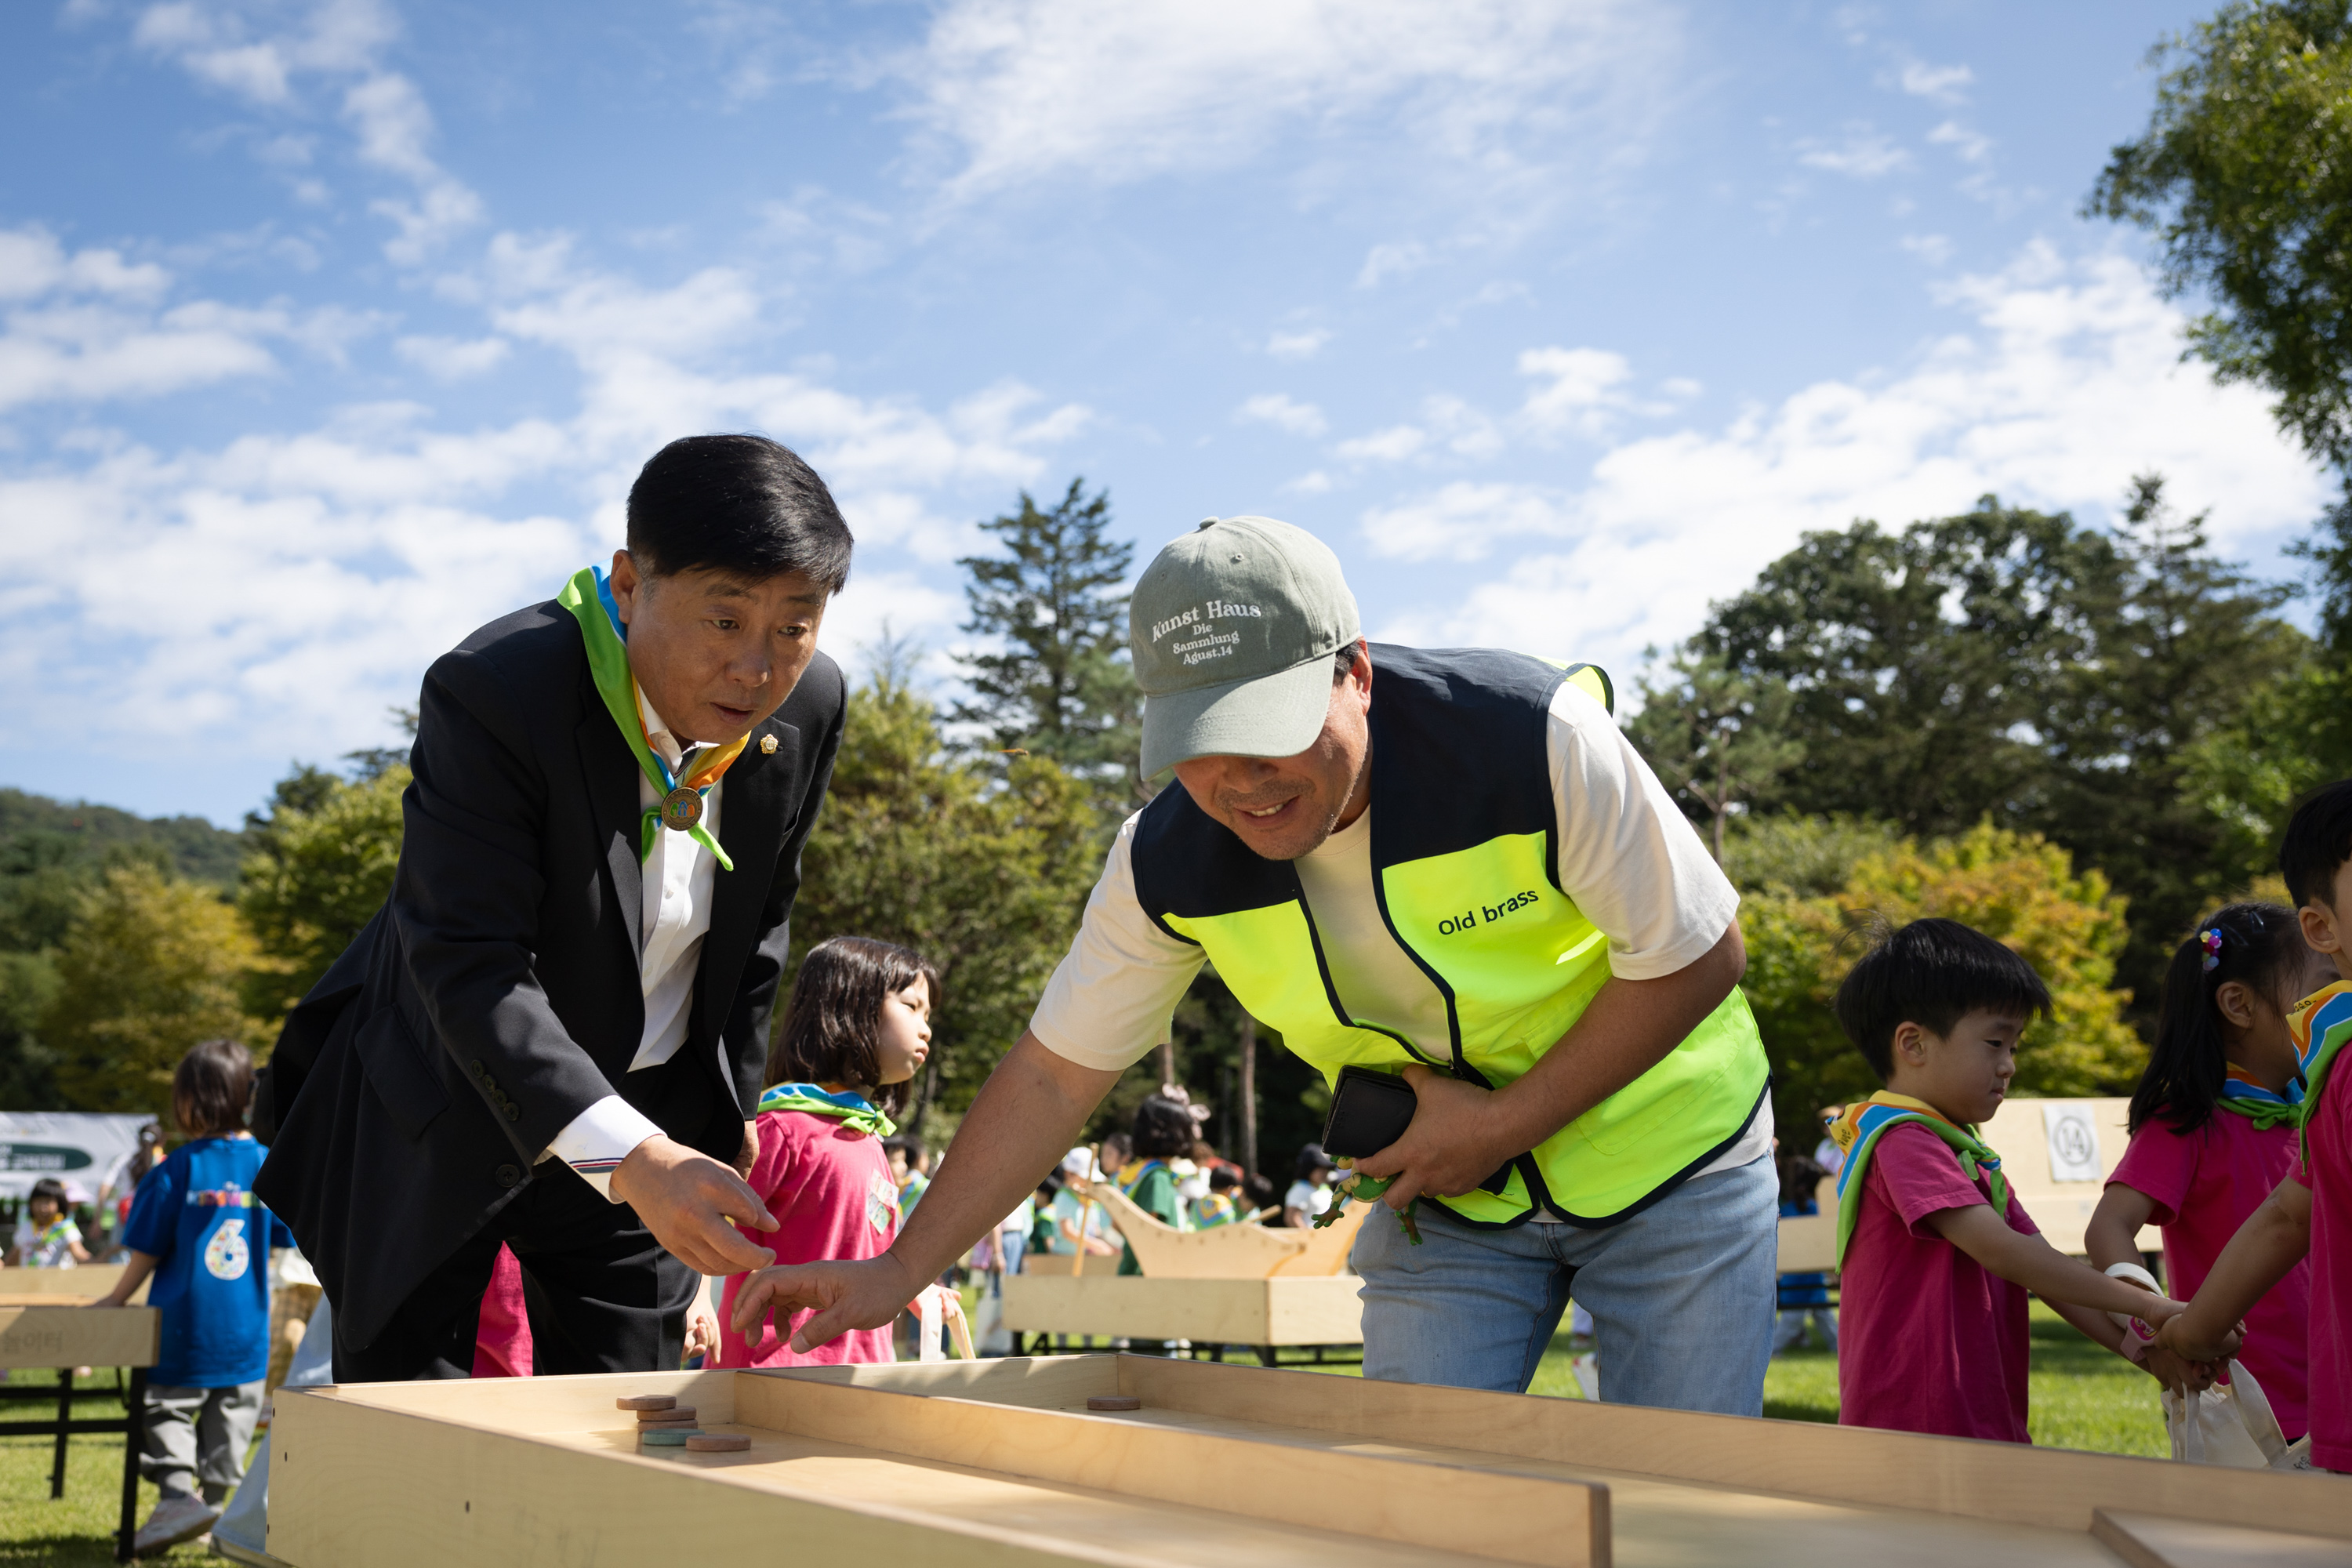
[1131,516,1361,776]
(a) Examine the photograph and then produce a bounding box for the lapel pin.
[759,734,778,754]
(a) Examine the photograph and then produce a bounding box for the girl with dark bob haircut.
[713,935,942,1370]
[766,936,942,1118]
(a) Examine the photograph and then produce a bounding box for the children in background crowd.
[887,1134,931,1221]
[1112,1095,1198,1273]
[1243,1171,1279,1224]
[7,1178,90,1268]
[2163,782,2352,1472]
[1193,1167,1246,1228]
[96,1040,292,1555]
[1772,1154,1837,1354]
[1811,1105,1847,1177]
[1283,1144,1335,1229]
[1046,1150,1117,1258]
[2088,902,2327,1440]
[718,936,936,1368]
[1828,920,2204,1443]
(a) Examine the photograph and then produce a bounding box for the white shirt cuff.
[542,1094,665,1203]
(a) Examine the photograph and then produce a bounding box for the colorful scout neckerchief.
[2288,980,2352,1158]
[2214,1062,2303,1131]
[756,1081,896,1138]
[1828,1091,2008,1267]
[556,564,750,871]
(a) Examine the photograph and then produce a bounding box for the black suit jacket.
[255,599,845,1352]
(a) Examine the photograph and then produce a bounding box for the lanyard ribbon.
[556,564,747,870]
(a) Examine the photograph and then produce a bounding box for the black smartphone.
[1319,1065,1419,1160]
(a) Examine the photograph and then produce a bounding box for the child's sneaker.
[133,1493,220,1556]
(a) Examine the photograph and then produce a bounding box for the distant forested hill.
[0,789,245,888]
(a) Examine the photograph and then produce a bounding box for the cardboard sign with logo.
[2041,1102,2103,1183]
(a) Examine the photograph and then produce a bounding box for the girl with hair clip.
[2087,902,2332,1440]
[710,935,938,1368]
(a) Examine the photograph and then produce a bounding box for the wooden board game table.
[0,1304,159,1562]
[268,1353,2352,1567]
[1001,1273,1363,1364]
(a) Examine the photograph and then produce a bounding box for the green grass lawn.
[1299,1300,2170,1457]
[0,1370,226,1566]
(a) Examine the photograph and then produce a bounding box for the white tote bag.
[2161,1360,2288,1468]
[2104,1261,2287,1468]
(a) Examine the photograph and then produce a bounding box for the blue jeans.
[1352,1152,1777,1414]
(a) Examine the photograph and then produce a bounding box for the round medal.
[659,785,702,832]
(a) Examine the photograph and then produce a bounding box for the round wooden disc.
[637,1408,698,1425]
[684,1434,751,1452]
[1086,1396,1142,1411]
[638,1428,701,1446]
[615,1396,677,1411]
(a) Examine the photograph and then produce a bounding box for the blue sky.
[0,0,2327,826]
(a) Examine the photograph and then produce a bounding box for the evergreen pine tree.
[953,480,1143,794]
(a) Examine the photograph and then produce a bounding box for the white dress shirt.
[540,689,727,1199]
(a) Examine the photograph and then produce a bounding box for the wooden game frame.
[267,1352,2352,1568]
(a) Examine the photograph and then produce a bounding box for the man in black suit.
[256,434,852,1380]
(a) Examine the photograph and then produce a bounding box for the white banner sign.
[2041,1102,2103,1183]
[0,1112,158,1202]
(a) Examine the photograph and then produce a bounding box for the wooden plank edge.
[1116,1356,2352,1543]
[739,1367,1605,1568]
[2091,1508,2352,1568]
[269,1387,1172,1568]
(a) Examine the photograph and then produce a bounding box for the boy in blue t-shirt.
[96,1040,292,1557]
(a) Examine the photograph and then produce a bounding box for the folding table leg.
[50,1367,72,1499]
[115,1368,147,1564]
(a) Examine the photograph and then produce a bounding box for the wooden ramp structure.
[269,1355,2352,1568]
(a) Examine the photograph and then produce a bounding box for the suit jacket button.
[506,1106,521,1123]
[495,1164,521,1188]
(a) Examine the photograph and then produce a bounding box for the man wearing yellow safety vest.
[734,516,1778,1410]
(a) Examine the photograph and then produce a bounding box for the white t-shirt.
[1284,1180,1334,1219]
[1029,674,1771,1209]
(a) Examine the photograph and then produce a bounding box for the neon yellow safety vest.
[1131,644,1769,1229]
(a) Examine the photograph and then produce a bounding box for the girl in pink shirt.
[712,935,938,1369]
[2089,902,2330,1441]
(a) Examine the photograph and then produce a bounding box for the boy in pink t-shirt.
[2164,781,2352,1472]
[1828,920,2202,1443]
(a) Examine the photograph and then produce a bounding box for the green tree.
[42,865,269,1117]
[1625,651,1802,861]
[1698,497,2115,837]
[2091,2,2352,471]
[953,480,1142,797]
[791,670,1102,1134]
[1696,489,2302,1016]
[239,763,409,1016]
[1740,822,2143,1136]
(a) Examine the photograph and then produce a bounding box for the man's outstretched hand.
[731,1256,920,1352]
[608,1134,779,1276]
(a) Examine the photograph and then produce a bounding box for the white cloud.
[1797,125,1910,179]
[0,227,172,301]
[1337,423,1427,463]
[1515,346,1642,440]
[1899,62,1972,105]
[1235,393,1327,438]
[0,232,1093,760]
[1900,233,1955,266]
[1265,328,1330,361]
[1928,119,1992,165]
[129,1,481,263]
[1357,241,1432,289]
[895,0,1679,201]
[1371,247,2327,680]
[1283,470,1334,495]
[394,333,510,379]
